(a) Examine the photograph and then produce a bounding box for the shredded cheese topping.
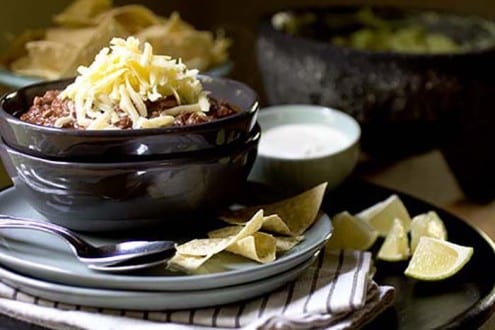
[58,36,210,129]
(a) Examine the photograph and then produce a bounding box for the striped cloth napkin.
[0,248,395,330]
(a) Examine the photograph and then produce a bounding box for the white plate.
[0,187,332,291]
[0,252,317,310]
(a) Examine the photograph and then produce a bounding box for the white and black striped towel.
[0,248,395,330]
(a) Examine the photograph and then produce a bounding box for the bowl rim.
[260,5,495,59]
[255,104,361,161]
[0,123,261,167]
[0,74,259,137]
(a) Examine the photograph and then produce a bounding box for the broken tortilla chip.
[208,224,302,255]
[260,214,293,236]
[165,253,207,272]
[97,5,163,34]
[2,1,229,79]
[135,12,230,71]
[10,40,79,79]
[213,214,292,236]
[9,16,128,79]
[175,237,231,257]
[54,0,112,27]
[167,210,264,272]
[226,232,276,264]
[220,182,327,236]
[208,225,243,238]
[275,236,305,252]
[64,16,128,76]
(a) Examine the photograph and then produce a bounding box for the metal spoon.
[0,215,176,271]
[88,249,177,273]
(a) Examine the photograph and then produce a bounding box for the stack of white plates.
[0,187,332,310]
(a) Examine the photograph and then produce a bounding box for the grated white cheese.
[58,36,210,129]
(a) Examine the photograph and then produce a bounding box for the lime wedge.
[404,237,473,281]
[410,211,447,253]
[377,218,410,262]
[356,195,412,236]
[326,211,379,251]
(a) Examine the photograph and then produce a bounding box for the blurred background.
[3,0,495,100]
[1,4,495,328]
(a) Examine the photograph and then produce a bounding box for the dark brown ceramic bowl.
[257,6,495,200]
[0,124,260,232]
[0,75,258,160]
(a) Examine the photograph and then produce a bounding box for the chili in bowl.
[0,38,258,161]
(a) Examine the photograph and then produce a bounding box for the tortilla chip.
[175,237,231,257]
[227,232,276,264]
[208,225,242,238]
[275,236,305,252]
[54,0,112,27]
[209,33,230,66]
[167,210,264,272]
[209,214,293,237]
[3,3,229,78]
[220,182,328,236]
[140,30,214,67]
[10,40,79,79]
[45,27,98,46]
[165,253,208,272]
[135,12,230,71]
[64,16,129,76]
[168,184,325,273]
[98,5,163,34]
[208,223,298,259]
[261,214,293,236]
[8,16,127,80]
[209,227,277,263]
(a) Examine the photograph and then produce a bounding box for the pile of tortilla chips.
[167,183,327,273]
[1,0,230,79]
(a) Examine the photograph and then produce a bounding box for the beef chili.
[20,90,238,129]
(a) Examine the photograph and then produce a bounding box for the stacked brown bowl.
[0,76,260,232]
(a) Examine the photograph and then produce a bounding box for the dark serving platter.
[0,180,494,329]
[326,180,495,329]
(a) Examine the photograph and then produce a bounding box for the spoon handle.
[0,215,93,254]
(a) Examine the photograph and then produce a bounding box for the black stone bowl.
[0,75,258,160]
[0,124,260,232]
[257,6,495,200]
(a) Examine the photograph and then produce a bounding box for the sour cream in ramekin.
[250,104,361,191]
[258,123,351,159]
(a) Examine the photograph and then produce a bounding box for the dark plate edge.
[357,180,495,329]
